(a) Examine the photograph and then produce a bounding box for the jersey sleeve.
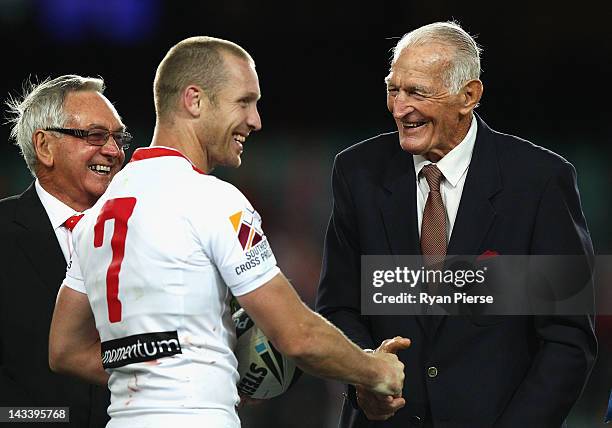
[194,180,280,296]
[63,247,87,294]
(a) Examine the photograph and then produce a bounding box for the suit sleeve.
[317,155,375,348]
[0,269,32,403]
[0,210,27,402]
[316,155,376,408]
[496,161,598,427]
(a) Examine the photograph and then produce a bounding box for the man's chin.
[86,168,114,185]
[399,137,428,155]
[82,187,106,209]
[219,157,242,169]
[231,155,242,168]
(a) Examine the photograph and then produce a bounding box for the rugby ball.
[233,308,302,399]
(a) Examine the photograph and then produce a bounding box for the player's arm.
[203,182,407,397]
[48,285,108,385]
[236,272,409,396]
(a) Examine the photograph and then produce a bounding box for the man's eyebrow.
[410,84,429,93]
[240,91,261,101]
[87,123,127,132]
[407,83,427,91]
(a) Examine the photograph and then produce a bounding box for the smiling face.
[36,90,126,211]
[199,53,262,170]
[386,43,476,161]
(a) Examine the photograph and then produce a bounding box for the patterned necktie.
[420,164,447,267]
[63,214,84,232]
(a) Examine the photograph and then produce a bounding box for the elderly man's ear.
[459,79,484,114]
[33,130,54,168]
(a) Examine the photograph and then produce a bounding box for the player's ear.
[183,85,204,118]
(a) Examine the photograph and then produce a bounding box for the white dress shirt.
[34,179,81,263]
[414,115,477,243]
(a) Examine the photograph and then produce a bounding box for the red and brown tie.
[420,164,447,267]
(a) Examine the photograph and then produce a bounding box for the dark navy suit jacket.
[0,184,110,428]
[316,115,597,428]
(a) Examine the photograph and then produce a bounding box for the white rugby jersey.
[64,146,280,428]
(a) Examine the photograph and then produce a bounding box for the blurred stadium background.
[0,0,610,426]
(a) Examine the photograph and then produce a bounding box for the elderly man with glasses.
[0,75,129,427]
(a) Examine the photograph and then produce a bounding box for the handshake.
[356,336,411,421]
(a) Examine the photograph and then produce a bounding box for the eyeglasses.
[45,127,132,151]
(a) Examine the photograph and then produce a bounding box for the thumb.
[380,336,411,354]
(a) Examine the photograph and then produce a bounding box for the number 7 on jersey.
[94,197,137,323]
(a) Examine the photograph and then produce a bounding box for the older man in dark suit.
[316,22,597,427]
[0,75,130,427]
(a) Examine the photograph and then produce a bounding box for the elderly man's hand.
[356,386,406,420]
[357,336,410,420]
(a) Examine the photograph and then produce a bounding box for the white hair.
[391,21,482,94]
[5,75,105,177]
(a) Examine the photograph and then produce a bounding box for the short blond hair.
[154,36,253,120]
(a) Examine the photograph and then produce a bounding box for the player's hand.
[356,384,406,421]
[361,336,410,418]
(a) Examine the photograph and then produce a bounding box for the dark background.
[1,0,610,426]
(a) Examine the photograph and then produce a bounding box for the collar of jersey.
[129,146,205,174]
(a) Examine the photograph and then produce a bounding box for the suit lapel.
[372,118,503,336]
[428,116,503,336]
[13,184,67,293]
[380,151,420,255]
[379,117,503,257]
[447,116,502,256]
[379,149,427,330]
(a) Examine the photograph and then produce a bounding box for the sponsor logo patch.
[101,331,182,369]
[229,208,264,250]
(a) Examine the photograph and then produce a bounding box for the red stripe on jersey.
[129,147,205,174]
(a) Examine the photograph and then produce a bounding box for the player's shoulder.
[192,175,254,216]
[196,174,245,198]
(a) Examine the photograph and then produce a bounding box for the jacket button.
[427,366,438,378]
[409,415,423,426]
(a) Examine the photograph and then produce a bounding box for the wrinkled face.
[44,91,126,209]
[386,43,467,161]
[200,54,262,170]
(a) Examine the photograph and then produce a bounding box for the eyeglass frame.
[44,127,132,151]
